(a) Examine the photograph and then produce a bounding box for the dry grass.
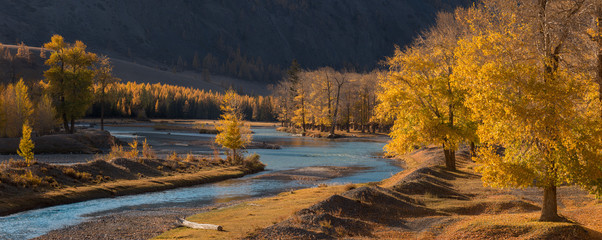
[155,146,602,240]
[154,184,352,240]
[62,167,92,181]
[0,166,252,216]
[142,138,156,159]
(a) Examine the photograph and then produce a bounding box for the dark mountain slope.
[0,0,472,82]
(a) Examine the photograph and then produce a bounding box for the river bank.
[0,129,121,155]
[276,126,389,139]
[158,146,602,239]
[0,156,265,216]
[0,125,399,239]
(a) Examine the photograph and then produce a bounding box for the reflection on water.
[0,126,399,240]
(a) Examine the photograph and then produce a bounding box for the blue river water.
[0,127,399,239]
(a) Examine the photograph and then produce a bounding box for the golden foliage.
[142,138,156,159]
[454,1,602,197]
[376,12,476,167]
[0,79,34,137]
[215,89,252,162]
[17,122,35,167]
[44,34,98,133]
[97,81,275,121]
[128,139,139,160]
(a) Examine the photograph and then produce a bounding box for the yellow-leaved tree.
[94,55,121,130]
[44,34,98,134]
[455,0,602,221]
[18,121,35,167]
[0,79,34,138]
[215,89,252,164]
[377,12,476,170]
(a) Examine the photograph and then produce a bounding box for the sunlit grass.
[154,184,354,240]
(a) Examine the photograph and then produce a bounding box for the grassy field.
[154,184,358,239]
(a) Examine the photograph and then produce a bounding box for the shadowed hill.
[0,0,473,82]
[0,44,270,95]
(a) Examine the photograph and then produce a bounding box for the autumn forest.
[0,0,601,239]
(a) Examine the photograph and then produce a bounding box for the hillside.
[0,44,270,95]
[0,0,472,82]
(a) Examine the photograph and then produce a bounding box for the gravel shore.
[34,201,247,240]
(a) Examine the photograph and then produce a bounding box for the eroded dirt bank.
[248,147,601,239]
[0,157,264,216]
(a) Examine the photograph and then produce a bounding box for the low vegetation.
[0,139,265,215]
[155,184,353,240]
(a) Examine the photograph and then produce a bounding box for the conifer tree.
[215,89,252,163]
[18,121,35,167]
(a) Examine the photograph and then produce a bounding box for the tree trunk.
[301,95,306,134]
[62,113,69,134]
[100,91,105,130]
[443,146,456,171]
[100,98,105,130]
[594,4,601,97]
[540,185,561,221]
[70,118,75,134]
[470,141,476,159]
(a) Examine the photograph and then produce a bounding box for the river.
[0,125,400,239]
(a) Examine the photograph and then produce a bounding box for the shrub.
[185,153,196,162]
[211,144,222,162]
[62,167,92,181]
[242,153,265,170]
[2,158,29,169]
[43,176,59,188]
[13,170,42,188]
[141,138,156,158]
[168,151,181,161]
[34,94,58,135]
[128,139,139,159]
[106,145,127,160]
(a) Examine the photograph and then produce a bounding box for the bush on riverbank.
[243,153,265,171]
[0,148,265,196]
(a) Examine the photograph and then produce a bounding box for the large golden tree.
[455,0,602,221]
[44,35,97,134]
[377,12,476,170]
